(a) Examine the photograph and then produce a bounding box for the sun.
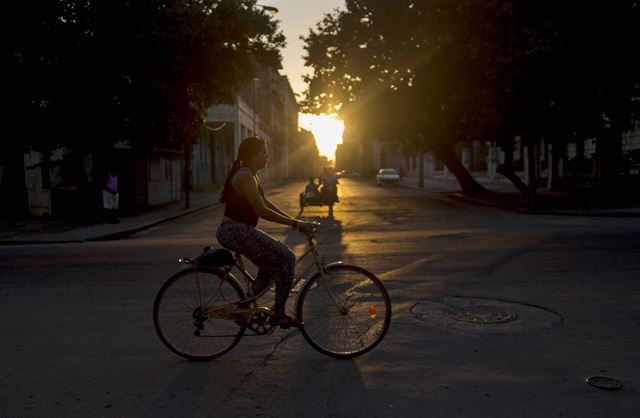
[298,113,344,162]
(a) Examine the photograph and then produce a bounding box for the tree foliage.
[301,0,639,191]
[6,0,285,152]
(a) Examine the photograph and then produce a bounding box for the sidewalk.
[0,191,220,245]
[400,173,640,218]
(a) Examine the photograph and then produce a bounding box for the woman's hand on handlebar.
[296,220,320,234]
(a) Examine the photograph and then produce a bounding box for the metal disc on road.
[411,296,562,335]
[447,305,517,324]
[585,376,623,390]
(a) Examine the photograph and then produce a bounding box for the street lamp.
[257,4,279,14]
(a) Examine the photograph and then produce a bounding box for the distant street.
[1,177,639,417]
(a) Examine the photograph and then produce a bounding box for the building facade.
[191,68,304,191]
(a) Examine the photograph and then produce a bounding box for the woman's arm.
[263,196,291,218]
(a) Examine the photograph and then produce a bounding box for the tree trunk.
[183,141,192,209]
[1,146,29,219]
[497,137,529,195]
[418,151,424,188]
[526,139,538,210]
[598,127,622,183]
[596,127,623,207]
[434,144,487,194]
[497,164,529,195]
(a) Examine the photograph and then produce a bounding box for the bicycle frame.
[197,231,342,324]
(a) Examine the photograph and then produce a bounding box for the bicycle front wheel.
[153,267,246,361]
[297,265,391,359]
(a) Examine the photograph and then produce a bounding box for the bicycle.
[153,224,391,360]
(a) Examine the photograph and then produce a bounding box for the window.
[567,143,577,160]
[584,138,596,159]
[622,127,640,152]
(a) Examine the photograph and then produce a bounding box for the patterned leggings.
[216,223,295,312]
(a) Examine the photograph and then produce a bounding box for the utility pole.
[184,141,192,209]
[526,138,537,211]
[252,77,259,135]
[418,135,425,188]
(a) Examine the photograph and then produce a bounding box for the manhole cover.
[447,305,517,324]
[411,296,562,335]
[585,376,623,390]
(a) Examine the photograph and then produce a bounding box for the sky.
[262,0,346,161]
[266,0,345,98]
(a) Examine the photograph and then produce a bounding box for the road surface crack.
[225,331,299,399]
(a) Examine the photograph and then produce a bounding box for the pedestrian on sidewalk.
[102,165,120,224]
[216,136,316,328]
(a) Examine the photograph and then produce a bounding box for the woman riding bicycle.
[216,136,316,328]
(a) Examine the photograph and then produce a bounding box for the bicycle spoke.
[297,265,391,358]
[153,268,246,360]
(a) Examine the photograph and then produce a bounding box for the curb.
[86,202,218,241]
[0,239,85,246]
[448,191,640,218]
[0,202,219,246]
[400,180,640,218]
[446,192,527,212]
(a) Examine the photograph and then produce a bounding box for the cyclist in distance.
[216,136,316,328]
[319,166,339,203]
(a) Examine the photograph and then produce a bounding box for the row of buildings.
[336,122,640,193]
[13,68,320,219]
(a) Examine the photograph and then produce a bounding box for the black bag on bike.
[196,246,235,267]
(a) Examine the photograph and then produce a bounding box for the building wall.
[147,154,181,205]
[192,135,212,190]
[195,68,300,190]
[200,93,277,188]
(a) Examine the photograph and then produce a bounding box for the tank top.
[223,180,264,227]
[105,174,118,193]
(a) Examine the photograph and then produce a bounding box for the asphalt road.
[1,178,639,417]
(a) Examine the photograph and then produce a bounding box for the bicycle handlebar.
[298,220,322,239]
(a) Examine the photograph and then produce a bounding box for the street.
[1,178,639,417]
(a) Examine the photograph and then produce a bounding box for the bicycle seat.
[196,246,235,267]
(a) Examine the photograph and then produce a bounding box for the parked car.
[376,168,400,186]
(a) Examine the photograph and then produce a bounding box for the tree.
[3,0,285,217]
[301,0,493,192]
[486,0,640,204]
[301,0,639,198]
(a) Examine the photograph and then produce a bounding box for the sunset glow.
[298,113,344,161]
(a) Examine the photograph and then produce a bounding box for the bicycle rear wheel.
[297,265,391,359]
[153,267,246,361]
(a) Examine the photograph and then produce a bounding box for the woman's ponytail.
[220,137,264,203]
[221,159,242,203]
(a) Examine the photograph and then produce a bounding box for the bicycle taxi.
[299,174,339,216]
